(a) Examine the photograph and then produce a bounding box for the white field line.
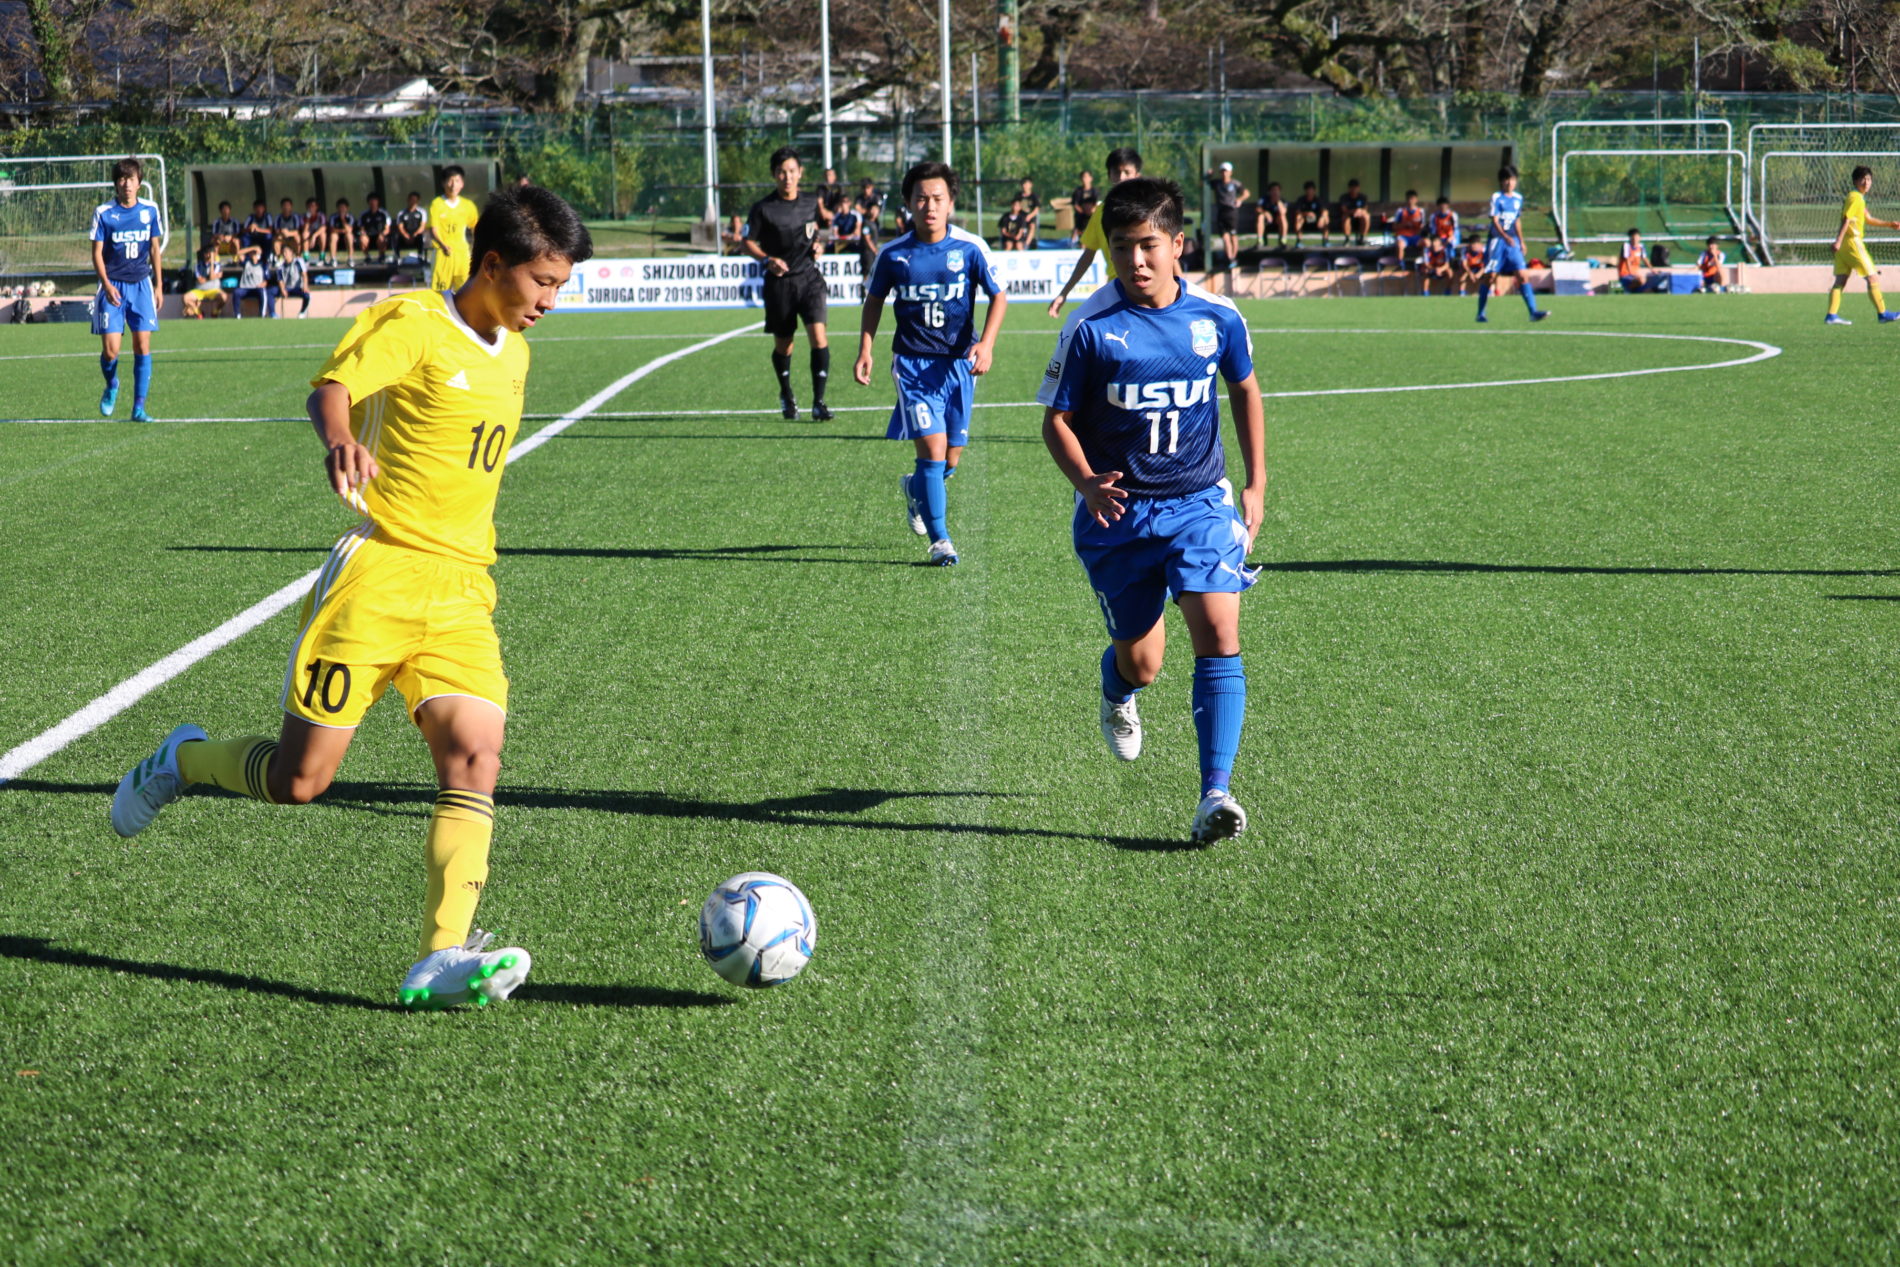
[0,330,755,363]
[0,323,755,786]
[0,329,1781,425]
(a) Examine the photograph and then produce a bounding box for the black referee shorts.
[762,269,829,337]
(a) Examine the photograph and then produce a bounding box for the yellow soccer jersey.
[428,195,479,257]
[1081,206,1108,254]
[312,289,528,568]
[1843,190,1868,245]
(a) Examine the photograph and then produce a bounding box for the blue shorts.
[1484,239,1528,275]
[1073,479,1257,641]
[92,277,159,335]
[884,353,974,447]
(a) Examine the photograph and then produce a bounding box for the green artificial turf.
[1,291,1896,1263]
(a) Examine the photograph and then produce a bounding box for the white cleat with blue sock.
[1100,696,1142,760]
[900,474,927,535]
[1189,789,1247,845]
[927,538,959,566]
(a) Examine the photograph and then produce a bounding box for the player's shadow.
[1827,594,1900,601]
[167,544,911,567]
[1253,558,1900,579]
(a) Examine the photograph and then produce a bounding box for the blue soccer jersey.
[1046,279,1254,500]
[1488,191,1525,240]
[90,198,164,284]
[866,226,1002,358]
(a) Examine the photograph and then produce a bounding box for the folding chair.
[1331,256,1365,297]
[1374,255,1405,296]
[1300,255,1330,297]
[1253,258,1288,298]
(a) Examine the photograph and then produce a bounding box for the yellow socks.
[176,737,279,803]
[421,790,494,959]
[1828,287,1845,316]
[1871,283,1887,313]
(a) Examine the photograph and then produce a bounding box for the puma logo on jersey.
[1106,377,1213,410]
[446,370,470,390]
[1103,329,1131,349]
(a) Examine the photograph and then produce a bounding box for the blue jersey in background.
[1488,191,1525,240]
[1046,279,1254,500]
[866,226,1002,358]
[90,198,164,284]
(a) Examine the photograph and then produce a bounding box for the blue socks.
[1191,655,1246,796]
[915,458,948,542]
[1101,645,1140,705]
[132,353,152,408]
[1476,280,1491,318]
[942,463,958,482]
[100,354,118,388]
[1521,282,1541,316]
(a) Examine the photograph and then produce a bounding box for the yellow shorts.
[1835,243,1877,278]
[281,532,507,729]
[431,251,471,291]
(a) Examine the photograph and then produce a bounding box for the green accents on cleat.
[498,954,518,970]
[473,993,490,1008]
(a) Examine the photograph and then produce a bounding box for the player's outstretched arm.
[970,289,1008,375]
[1048,248,1097,318]
[854,294,885,385]
[1225,372,1267,548]
[308,380,379,498]
[1043,406,1126,526]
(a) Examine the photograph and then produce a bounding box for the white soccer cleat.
[1099,696,1143,761]
[1188,789,1248,846]
[110,722,208,837]
[398,930,531,1011]
[927,538,959,567]
[900,474,927,535]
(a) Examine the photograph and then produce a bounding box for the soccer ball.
[698,872,817,988]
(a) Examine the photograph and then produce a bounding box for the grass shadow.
[1255,558,1900,579]
[1827,594,1900,601]
[515,982,733,1008]
[0,934,402,1012]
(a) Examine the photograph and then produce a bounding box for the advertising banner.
[560,249,1107,312]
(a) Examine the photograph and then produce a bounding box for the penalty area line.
[0,323,755,787]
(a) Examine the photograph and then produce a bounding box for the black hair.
[112,156,141,181]
[769,146,801,174]
[1105,146,1143,174]
[367,192,382,202]
[407,190,421,200]
[1706,235,1719,244]
[281,196,294,205]
[1101,176,1185,239]
[218,200,231,210]
[1303,180,1317,190]
[1853,164,1874,184]
[1405,189,1418,198]
[902,161,959,205]
[471,185,596,268]
[1346,177,1362,186]
[443,164,466,182]
[1499,165,1519,183]
[1627,227,1641,237]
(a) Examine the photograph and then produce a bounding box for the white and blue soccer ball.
[698,872,817,988]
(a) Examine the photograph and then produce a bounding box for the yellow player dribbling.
[110,185,595,1011]
[1825,164,1900,326]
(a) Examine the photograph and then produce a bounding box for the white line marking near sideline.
[0,322,756,787]
[0,330,753,363]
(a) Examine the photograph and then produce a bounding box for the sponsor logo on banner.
[1190,318,1218,357]
[553,248,1103,311]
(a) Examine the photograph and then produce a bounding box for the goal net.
[1551,119,1733,245]
[1757,150,1900,265]
[0,154,171,279]
[1557,148,1746,253]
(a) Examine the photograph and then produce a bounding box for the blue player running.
[1476,165,1548,325]
[90,156,166,421]
[853,161,1008,566]
[1040,177,1266,845]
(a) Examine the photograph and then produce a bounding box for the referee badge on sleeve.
[1190,319,1218,357]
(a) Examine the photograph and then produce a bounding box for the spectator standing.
[183,248,225,318]
[1016,177,1042,247]
[1255,182,1289,247]
[270,237,313,317]
[1290,182,1329,247]
[816,168,848,226]
[1204,160,1248,282]
[856,178,885,246]
[393,192,429,262]
[1337,178,1371,245]
[1070,169,1100,243]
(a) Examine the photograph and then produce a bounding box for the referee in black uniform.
[744,147,832,421]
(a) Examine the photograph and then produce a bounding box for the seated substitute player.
[1391,190,1427,261]
[301,197,326,260]
[1039,177,1266,846]
[1477,166,1548,323]
[1337,178,1371,244]
[1457,235,1487,296]
[744,147,833,421]
[429,166,480,291]
[999,197,1029,250]
[1696,236,1726,293]
[1418,234,1455,296]
[1826,165,1900,325]
[269,235,313,317]
[274,197,305,256]
[393,191,429,262]
[328,198,359,267]
[231,245,271,317]
[1617,228,1669,294]
[1429,197,1459,255]
[109,185,596,1012]
[1255,181,1289,247]
[244,199,275,260]
[1049,146,1144,318]
[207,201,242,258]
[182,248,225,319]
[1290,181,1329,247]
[90,156,164,423]
[358,193,392,261]
[853,161,1008,567]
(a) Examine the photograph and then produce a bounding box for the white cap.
[1219,161,1233,170]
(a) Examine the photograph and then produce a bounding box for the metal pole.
[700,0,718,229]
[939,0,952,162]
[972,51,984,231]
[821,0,835,170]
[998,0,1019,124]
[1219,37,1229,141]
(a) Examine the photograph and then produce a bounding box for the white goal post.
[1556,148,1748,257]
[0,153,170,277]
[1551,118,1733,246]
